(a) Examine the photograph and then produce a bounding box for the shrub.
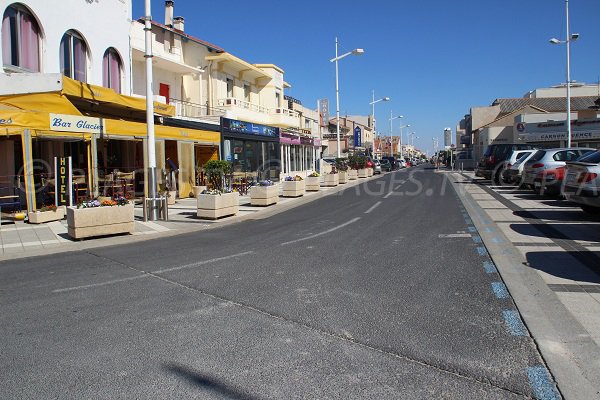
[204,160,232,193]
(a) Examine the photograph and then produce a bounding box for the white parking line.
[155,251,255,273]
[281,217,360,246]
[364,201,382,214]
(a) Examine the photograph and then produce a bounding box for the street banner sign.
[354,126,362,147]
[54,156,73,206]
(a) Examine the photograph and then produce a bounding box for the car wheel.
[581,205,600,215]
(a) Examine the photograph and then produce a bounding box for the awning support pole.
[21,129,35,213]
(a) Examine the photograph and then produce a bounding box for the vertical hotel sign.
[54,157,72,206]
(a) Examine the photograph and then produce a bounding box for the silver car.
[502,149,536,183]
[372,159,382,174]
[563,150,600,214]
[522,148,595,189]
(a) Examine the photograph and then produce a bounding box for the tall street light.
[370,92,390,158]
[331,38,364,158]
[398,124,410,161]
[549,0,579,148]
[144,0,158,220]
[389,111,403,158]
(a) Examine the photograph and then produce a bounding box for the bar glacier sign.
[49,113,104,134]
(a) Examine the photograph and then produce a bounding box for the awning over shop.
[0,74,175,118]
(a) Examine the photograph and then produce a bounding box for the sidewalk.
[0,175,375,260]
[447,169,600,400]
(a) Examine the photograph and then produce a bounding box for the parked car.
[397,159,406,168]
[372,159,382,174]
[533,166,566,196]
[455,150,476,170]
[504,151,537,184]
[366,156,375,169]
[563,149,600,214]
[476,143,535,182]
[522,148,595,191]
[501,149,536,183]
[381,156,398,170]
[379,158,392,172]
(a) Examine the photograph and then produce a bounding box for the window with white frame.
[304,118,311,129]
[103,47,122,93]
[60,30,88,82]
[2,4,41,72]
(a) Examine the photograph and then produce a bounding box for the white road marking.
[53,251,254,293]
[438,233,472,238]
[383,192,394,199]
[280,217,361,246]
[155,251,255,273]
[364,201,382,214]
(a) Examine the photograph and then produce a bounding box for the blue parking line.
[503,310,528,336]
[491,236,502,244]
[483,261,496,274]
[527,365,561,400]
[491,282,509,299]
[472,235,482,244]
[476,247,488,256]
[465,218,473,225]
[468,226,477,233]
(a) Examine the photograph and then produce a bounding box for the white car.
[502,149,536,184]
[563,150,600,214]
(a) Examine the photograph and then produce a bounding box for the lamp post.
[331,38,364,158]
[549,0,579,148]
[388,111,403,158]
[398,124,410,161]
[144,0,158,220]
[370,92,390,158]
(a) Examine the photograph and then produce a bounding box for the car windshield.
[529,150,546,162]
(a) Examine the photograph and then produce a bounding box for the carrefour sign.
[50,113,104,134]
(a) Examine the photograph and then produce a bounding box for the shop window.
[102,47,122,93]
[60,30,88,82]
[2,4,40,72]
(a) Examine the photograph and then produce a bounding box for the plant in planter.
[282,175,305,197]
[354,155,368,178]
[306,172,321,191]
[323,169,339,187]
[336,158,349,184]
[29,204,65,224]
[67,196,133,239]
[250,179,278,206]
[197,160,238,219]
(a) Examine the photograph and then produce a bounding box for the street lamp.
[388,111,403,158]
[398,124,410,161]
[549,0,579,148]
[370,92,390,158]
[331,38,364,158]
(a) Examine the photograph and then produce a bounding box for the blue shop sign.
[222,117,279,138]
[354,126,362,147]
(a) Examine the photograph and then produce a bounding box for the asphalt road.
[0,166,556,399]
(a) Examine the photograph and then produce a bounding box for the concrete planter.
[282,180,305,197]
[192,185,207,197]
[306,176,321,191]
[323,173,339,187]
[367,168,374,177]
[167,190,177,205]
[250,185,278,206]
[358,168,368,178]
[348,170,358,180]
[197,192,239,219]
[29,207,65,224]
[338,171,348,184]
[67,203,134,239]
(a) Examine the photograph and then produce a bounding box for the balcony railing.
[271,107,301,119]
[218,98,270,114]
[170,98,226,122]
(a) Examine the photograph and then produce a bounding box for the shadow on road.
[164,362,258,400]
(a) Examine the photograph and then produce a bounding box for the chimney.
[165,0,174,27]
[173,16,184,31]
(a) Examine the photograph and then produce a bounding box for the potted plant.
[355,155,368,178]
[197,160,238,219]
[192,163,207,197]
[28,204,65,224]
[306,172,320,191]
[323,169,339,187]
[282,175,305,197]
[336,158,349,184]
[347,155,359,180]
[249,179,278,206]
[67,197,134,239]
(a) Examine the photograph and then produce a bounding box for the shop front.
[221,117,280,182]
[516,117,600,149]
[279,130,318,177]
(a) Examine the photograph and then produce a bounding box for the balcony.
[170,98,225,124]
[269,107,301,128]
[217,98,300,128]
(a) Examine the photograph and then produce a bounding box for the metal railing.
[271,107,301,119]
[218,98,270,114]
[170,98,226,121]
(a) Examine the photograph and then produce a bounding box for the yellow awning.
[104,119,219,143]
[61,76,175,117]
[0,92,82,115]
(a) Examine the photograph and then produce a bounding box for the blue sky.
[133,1,600,154]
